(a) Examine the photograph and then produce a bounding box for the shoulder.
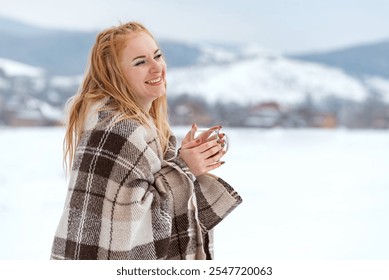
[74,108,161,173]
[78,98,162,156]
[84,98,145,139]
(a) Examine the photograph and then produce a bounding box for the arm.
[194,174,242,231]
[167,130,242,233]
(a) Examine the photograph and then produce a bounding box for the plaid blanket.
[51,101,242,260]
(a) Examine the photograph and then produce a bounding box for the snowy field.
[0,127,388,260]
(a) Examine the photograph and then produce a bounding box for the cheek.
[120,67,132,84]
[124,69,142,88]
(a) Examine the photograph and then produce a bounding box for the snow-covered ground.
[0,127,388,260]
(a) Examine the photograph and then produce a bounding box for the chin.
[159,89,167,97]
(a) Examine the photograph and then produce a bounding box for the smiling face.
[119,32,167,111]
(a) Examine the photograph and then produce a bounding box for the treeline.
[168,92,389,129]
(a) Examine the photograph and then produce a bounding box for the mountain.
[291,39,389,79]
[0,17,218,75]
[3,16,387,80]
[0,17,50,35]
[168,50,389,105]
[0,17,96,75]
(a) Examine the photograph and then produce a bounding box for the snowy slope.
[364,76,389,102]
[0,57,44,77]
[0,57,47,94]
[167,52,375,105]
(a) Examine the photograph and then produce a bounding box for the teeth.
[146,77,162,84]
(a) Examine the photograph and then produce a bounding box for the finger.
[181,137,202,149]
[204,160,225,173]
[201,126,222,141]
[197,139,220,153]
[206,130,219,141]
[205,150,225,165]
[203,145,222,159]
[194,129,215,142]
[209,125,222,130]
[218,132,225,139]
[182,123,198,143]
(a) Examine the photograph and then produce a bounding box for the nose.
[150,59,163,73]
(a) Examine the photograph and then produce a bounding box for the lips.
[145,77,163,85]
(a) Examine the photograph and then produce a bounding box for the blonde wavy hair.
[64,22,171,171]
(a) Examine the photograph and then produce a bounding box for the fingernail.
[192,123,196,129]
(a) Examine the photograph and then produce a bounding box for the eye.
[154,53,163,60]
[134,60,145,66]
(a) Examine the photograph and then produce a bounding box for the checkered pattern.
[50,100,242,260]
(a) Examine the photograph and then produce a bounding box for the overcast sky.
[1,0,388,53]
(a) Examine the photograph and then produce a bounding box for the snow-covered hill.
[0,57,44,77]
[168,51,387,105]
[0,58,47,95]
[0,58,66,125]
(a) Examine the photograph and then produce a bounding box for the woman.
[51,22,242,260]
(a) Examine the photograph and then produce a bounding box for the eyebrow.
[132,49,160,62]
